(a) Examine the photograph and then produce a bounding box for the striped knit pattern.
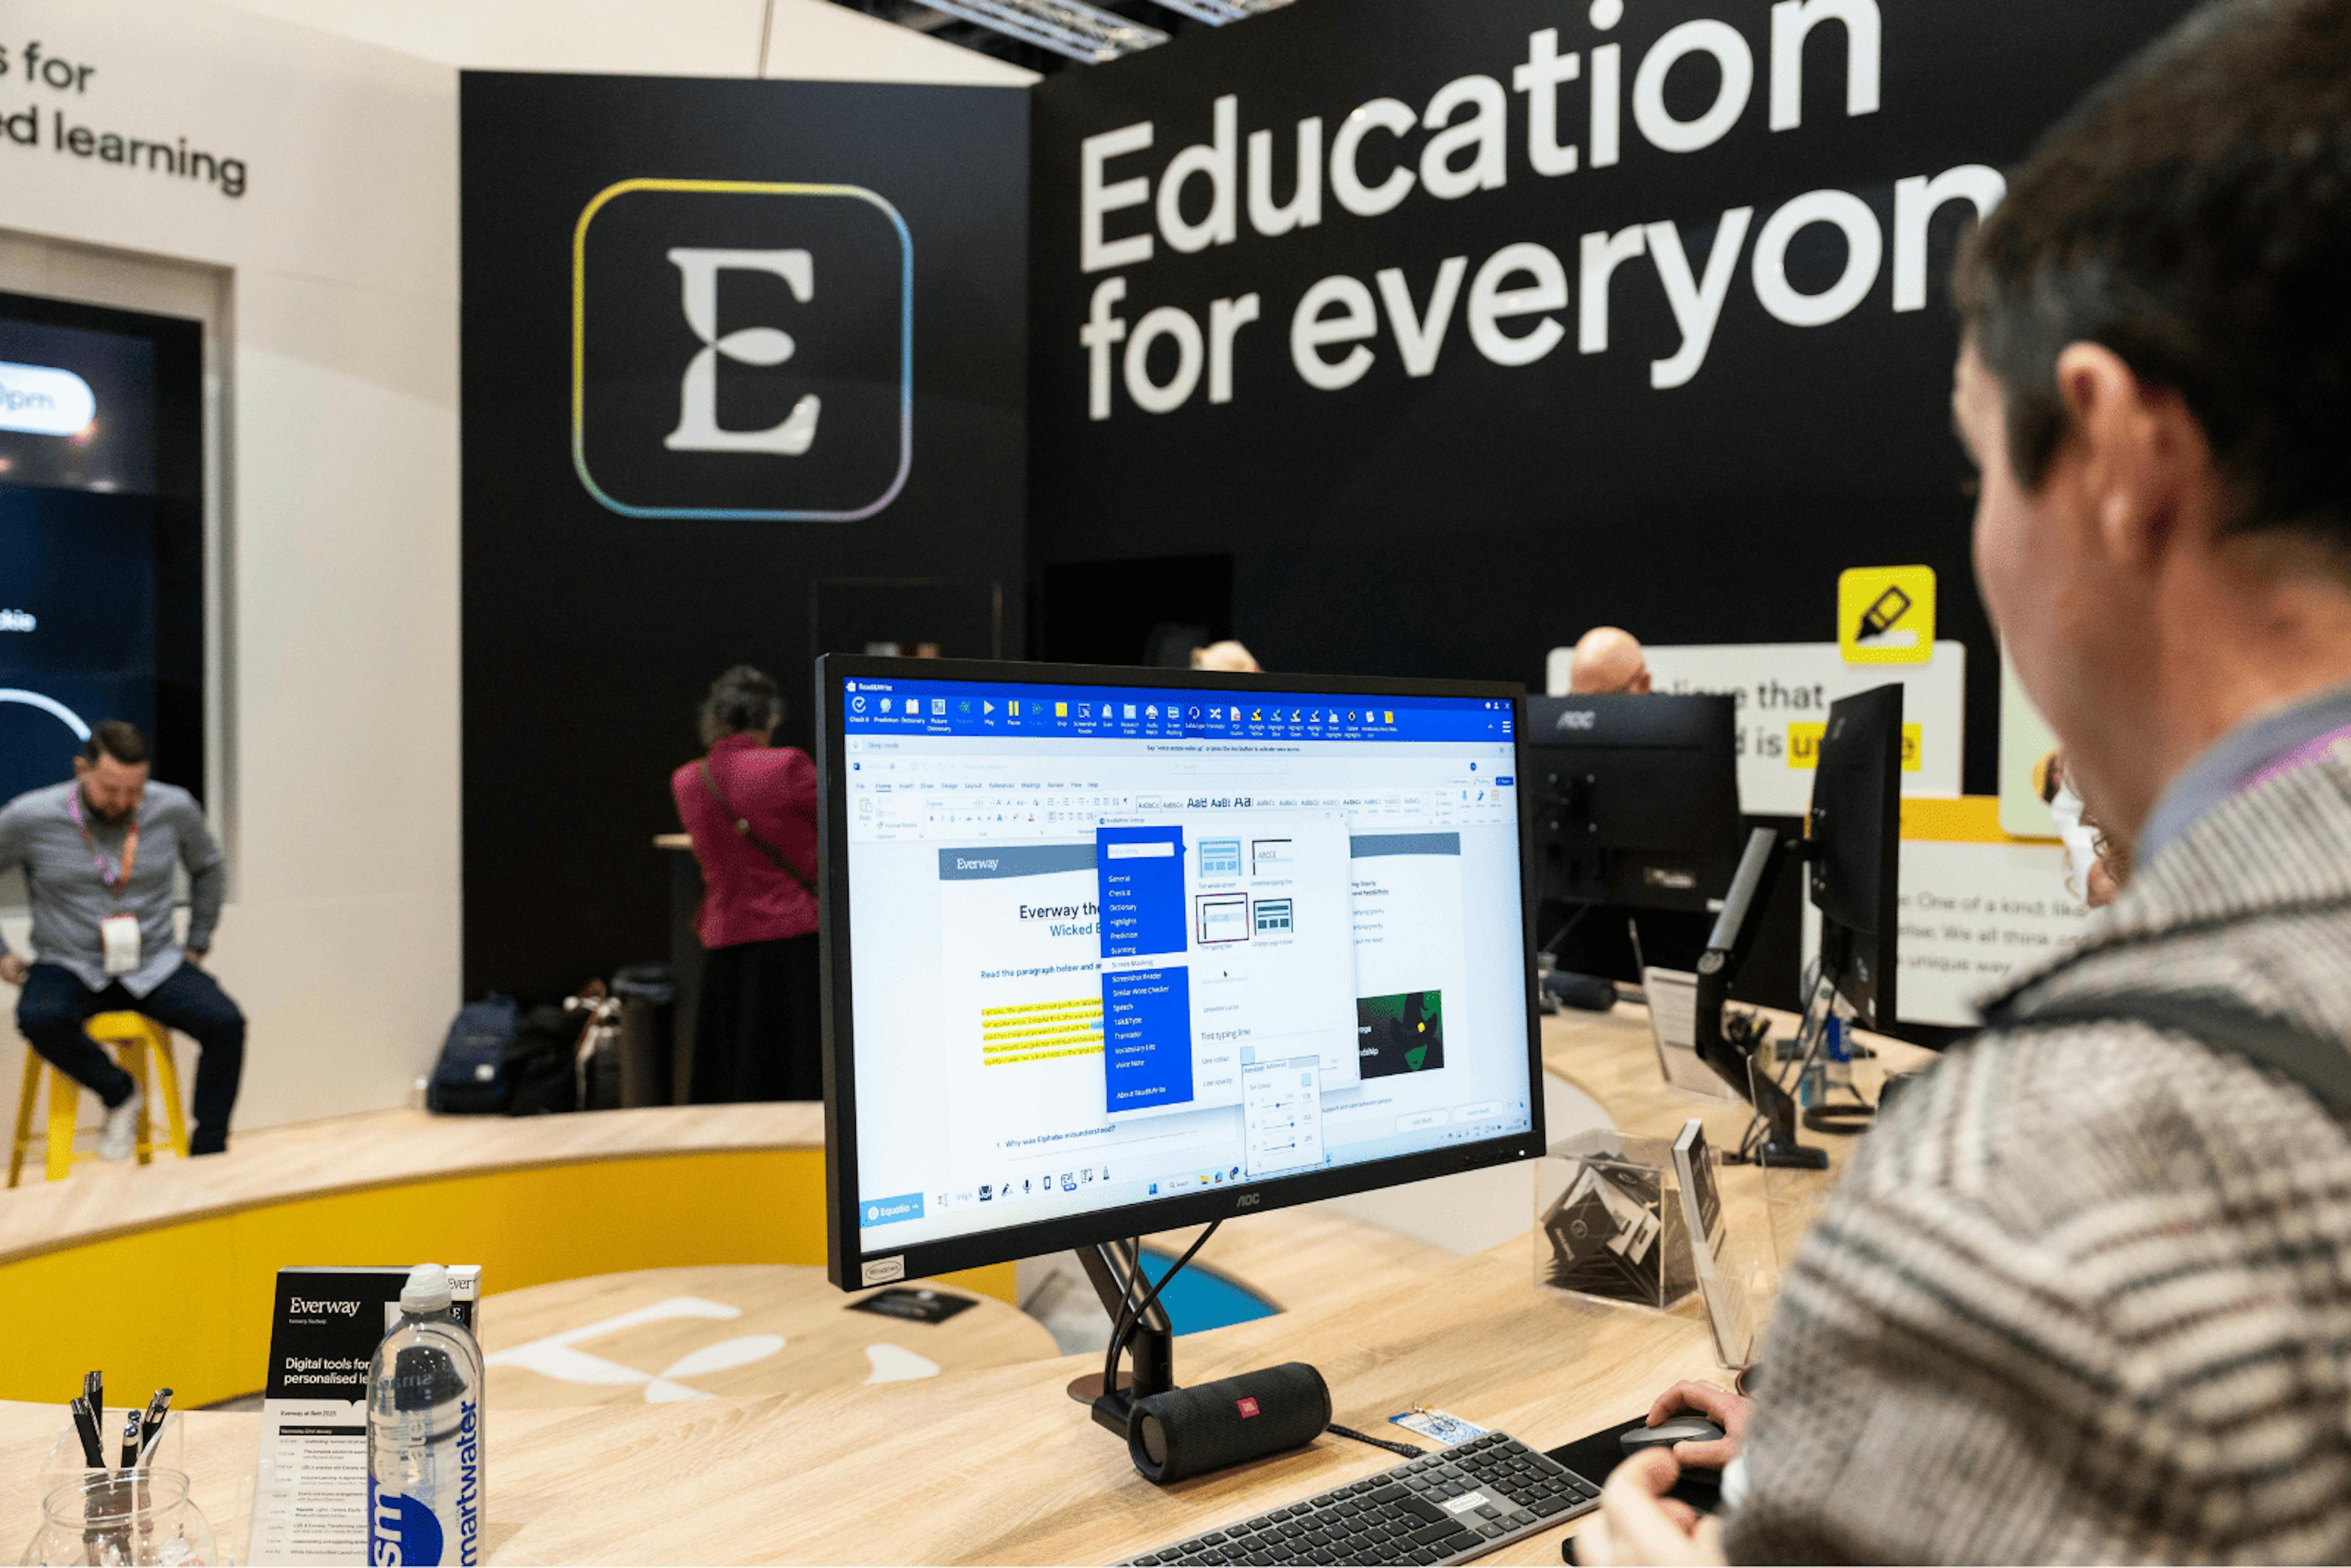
[1725,744,2351,1565]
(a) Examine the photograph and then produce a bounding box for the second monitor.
[1524,693,1744,981]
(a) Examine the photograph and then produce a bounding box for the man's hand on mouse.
[1647,1380,1750,1469]
[1573,1450,1728,1567]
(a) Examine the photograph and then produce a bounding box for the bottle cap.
[401,1262,452,1313]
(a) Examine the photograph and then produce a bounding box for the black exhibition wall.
[1027,0,2200,787]
[461,73,1029,1000]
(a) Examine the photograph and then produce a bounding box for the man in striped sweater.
[1586,1,2351,1561]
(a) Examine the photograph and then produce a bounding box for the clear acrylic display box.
[1535,1125,1769,1370]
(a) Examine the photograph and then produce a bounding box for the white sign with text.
[1801,833,2088,1028]
[1545,640,1967,817]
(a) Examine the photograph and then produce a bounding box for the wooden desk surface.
[0,1240,1714,1564]
[0,1005,1925,1562]
[482,1265,1057,1409]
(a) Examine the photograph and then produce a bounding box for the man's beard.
[80,787,132,827]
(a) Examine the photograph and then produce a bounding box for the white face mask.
[2049,779,2101,901]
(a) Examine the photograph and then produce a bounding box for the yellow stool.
[8,1013,190,1187]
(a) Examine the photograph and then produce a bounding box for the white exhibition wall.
[2,0,1033,1131]
[212,0,1038,84]
[0,0,1038,1135]
[2,0,462,1130]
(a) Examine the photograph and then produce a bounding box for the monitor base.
[1753,1136,1832,1171]
[1717,1003,1831,1171]
[1064,1369,1142,1404]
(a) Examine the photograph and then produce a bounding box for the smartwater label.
[369,1478,447,1564]
[365,1400,481,1566]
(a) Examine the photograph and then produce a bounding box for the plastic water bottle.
[367,1263,485,1566]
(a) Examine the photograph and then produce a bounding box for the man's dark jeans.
[16,961,246,1155]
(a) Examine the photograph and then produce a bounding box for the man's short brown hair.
[1955,0,2351,552]
[81,721,151,768]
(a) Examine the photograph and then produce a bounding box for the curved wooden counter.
[0,1004,1925,1561]
[0,1097,1021,1408]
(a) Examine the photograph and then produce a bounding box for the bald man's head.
[1568,628,1652,696]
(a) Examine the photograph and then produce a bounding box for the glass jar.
[21,1469,218,1566]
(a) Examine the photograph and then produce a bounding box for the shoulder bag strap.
[1984,989,2351,1120]
[697,759,818,899]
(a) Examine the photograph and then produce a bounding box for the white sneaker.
[98,1086,144,1161]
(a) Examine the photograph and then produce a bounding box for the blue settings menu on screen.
[1097,823,1193,1115]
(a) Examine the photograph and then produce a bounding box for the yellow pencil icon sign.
[1838,566,1936,664]
[1855,585,1913,641]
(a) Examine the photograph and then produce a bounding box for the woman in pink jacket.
[670,667,821,1101]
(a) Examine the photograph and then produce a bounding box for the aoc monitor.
[1523,694,1743,980]
[1807,683,1903,1032]
[817,657,1543,1289]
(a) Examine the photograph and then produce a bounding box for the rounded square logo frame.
[571,178,913,523]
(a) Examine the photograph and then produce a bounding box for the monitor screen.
[0,290,206,814]
[824,662,1540,1279]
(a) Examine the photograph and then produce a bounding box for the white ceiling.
[214,0,1037,84]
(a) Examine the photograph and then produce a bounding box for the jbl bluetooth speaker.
[1127,1363,1332,1485]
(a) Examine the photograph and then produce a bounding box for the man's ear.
[70,754,89,782]
[2052,342,2209,571]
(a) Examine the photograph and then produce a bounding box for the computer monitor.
[1807,683,1903,1031]
[1523,694,1743,980]
[1691,683,1904,1165]
[819,657,1543,1295]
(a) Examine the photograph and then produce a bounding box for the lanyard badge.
[66,789,141,897]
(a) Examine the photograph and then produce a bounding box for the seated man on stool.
[0,721,243,1158]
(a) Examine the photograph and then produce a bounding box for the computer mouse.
[1619,1414,1726,1454]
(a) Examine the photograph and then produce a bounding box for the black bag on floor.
[427,995,522,1114]
[506,1004,580,1116]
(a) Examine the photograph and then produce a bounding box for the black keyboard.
[1125,1433,1603,1566]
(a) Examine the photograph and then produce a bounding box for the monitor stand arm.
[1694,829,1831,1170]
[1063,1239,1174,1439]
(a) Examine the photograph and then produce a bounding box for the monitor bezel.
[817,655,1546,1291]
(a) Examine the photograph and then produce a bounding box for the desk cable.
[1327,1423,1426,1458]
[1103,1220,1224,1400]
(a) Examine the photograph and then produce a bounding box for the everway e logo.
[664,247,820,456]
[572,179,914,523]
